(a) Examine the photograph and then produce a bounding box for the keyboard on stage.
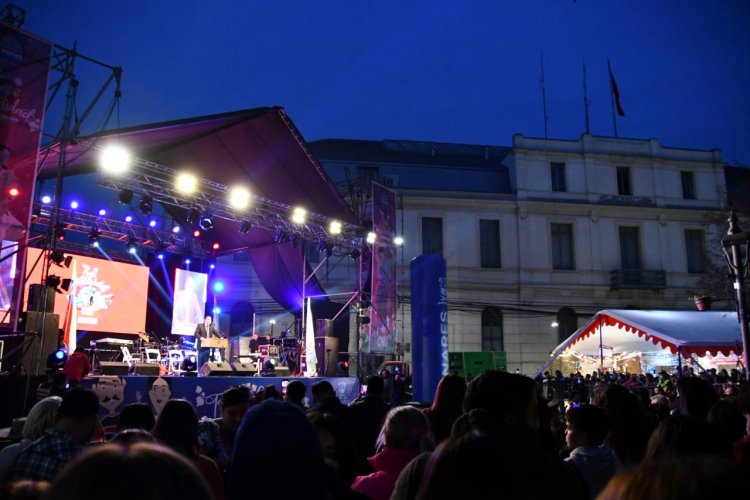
[95,338,133,346]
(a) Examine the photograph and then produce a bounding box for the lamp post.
[721,211,750,379]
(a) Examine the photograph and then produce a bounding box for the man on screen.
[195,315,225,370]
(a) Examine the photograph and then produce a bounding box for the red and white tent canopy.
[535,309,743,377]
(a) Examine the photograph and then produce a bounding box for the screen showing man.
[171,269,207,335]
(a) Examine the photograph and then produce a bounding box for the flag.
[304,298,318,377]
[609,61,625,117]
[62,259,77,354]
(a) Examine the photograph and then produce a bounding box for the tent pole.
[599,317,604,372]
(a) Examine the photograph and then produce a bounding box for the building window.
[557,307,577,344]
[617,166,632,196]
[479,219,501,268]
[481,307,504,351]
[681,171,696,200]
[550,162,566,192]
[619,227,641,269]
[422,217,443,256]
[685,229,706,274]
[551,223,575,270]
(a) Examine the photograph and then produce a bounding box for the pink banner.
[365,182,397,354]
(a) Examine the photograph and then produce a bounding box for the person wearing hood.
[564,404,621,498]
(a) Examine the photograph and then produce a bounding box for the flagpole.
[608,60,619,138]
[540,53,549,139]
[582,60,590,134]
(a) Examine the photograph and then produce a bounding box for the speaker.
[27,284,55,312]
[231,362,256,375]
[270,365,290,377]
[100,361,130,375]
[132,363,160,376]
[19,312,60,376]
[314,336,339,377]
[200,362,233,376]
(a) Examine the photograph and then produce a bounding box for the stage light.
[9,187,18,197]
[172,225,181,233]
[199,214,213,231]
[46,275,61,289]
[209,263,215,270]
[212,307,221,314]
[50,250,72,268]
[175,172,197,194]
[69,200,79,210]
[119,188,134,204]
[394,236,404,246]
[41,195,52,204]
[54,223,67,241]
[98,208,107,216]
[184,258,191,265]
[274,228,287,243]
[336,360,350,376]
[291,207,307,225]
[138,194,153,214]
[149,220,157,228]
[181,354,197,373]
[47,348,67,370]
[88,228,100,246]
[126,237,138,254]
[193,230,201,238]
[349,247,361,260]
[239,219,252,234]
[366,232,377,244]
[329,220,342,235]
[212,242,220,250]
[229,186,251,210]
[100,144,132,174]
[124,215,133,223]
[212,281,225,293]
[186,207,200,225]
[157,252,165,260]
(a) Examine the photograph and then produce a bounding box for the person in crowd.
[351,405,434,500]
[152,399,224,500]
[62,347,90,387]
[110,428,156,445]
[734,382,750,464]
[350,375,390,469]
[706,397,746,453]
[597,456,745,500]
[564,404,621,498]
[644,414,729,462]
[309,380,355,436]
[262,384,283,400]
[35,372,67,401]
[198,386,251,472]
[308,411,365,499]
[228,399,327,500]
[9,389,99,482]
[0,397,62,482]
[41,442,214,500]
[676,376,718,421]
[284,380,308,410]
[420,374,465,446]
[649,394,671,423]
[0,479,49,500]
[115,402,155,433]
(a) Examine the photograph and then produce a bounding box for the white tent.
[535,309,744,377]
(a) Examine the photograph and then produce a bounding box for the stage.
[81,374,361,422]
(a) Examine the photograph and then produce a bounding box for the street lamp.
[721,211,750,379]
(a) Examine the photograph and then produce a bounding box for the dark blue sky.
[18,1,750,165]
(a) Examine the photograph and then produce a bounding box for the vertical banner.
[0,24,52,327]
[367,182,398,353]
[410,254,448,403]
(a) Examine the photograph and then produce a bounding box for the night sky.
[15,1,750,166]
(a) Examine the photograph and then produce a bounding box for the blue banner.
[410,254,448,403]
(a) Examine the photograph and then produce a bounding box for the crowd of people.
[0,367,748,499]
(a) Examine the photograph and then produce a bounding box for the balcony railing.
[610,269,666,290]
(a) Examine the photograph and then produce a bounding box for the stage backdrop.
[24,248,149,334]
[171,268,208,335]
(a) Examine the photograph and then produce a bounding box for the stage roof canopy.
[535,309,744,377]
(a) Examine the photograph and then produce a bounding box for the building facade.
[310,134,729,374]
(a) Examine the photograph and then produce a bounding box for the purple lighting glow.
[70,201,79,209]
[149,220,157,228]
[125,215,133,223]
[98,209,107,216]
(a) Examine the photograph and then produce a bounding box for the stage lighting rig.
[53,222,67,241]
[186,207,200,226]
[88,228,101,246]
[126,237,138,254]
[50,250,72,268]
[239,219,252,234]
[138,194,153,214]
[198,214,213,231]
[118,188,134,204]
[274,228,287,243]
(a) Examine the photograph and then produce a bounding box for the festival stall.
[535,309,744,377]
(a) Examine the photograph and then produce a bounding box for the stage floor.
[81,375,360,421]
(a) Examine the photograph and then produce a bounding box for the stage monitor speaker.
[132,363,160,376]
[19,312,60,376]
[200,362,233,376]
[27,284,55,312]
[100,361,130,376]
[231,362,256,375]
[314,336,339,377]
[271,365,290,377]
[316,318,334,338]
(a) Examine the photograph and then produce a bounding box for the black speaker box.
[100,361,130,375]
[132,363,160,376]
[314,336,339,377]
[19,312,60,376]
[231,362,257,375]
[27,284,55,312]
[200,362,233,376]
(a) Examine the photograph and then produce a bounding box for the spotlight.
[212,281,225,293]
[98,208,107,216]
[47,348,68,371]
[239,219,252,234]
[291,207,307,225]
[366,232,377,244]
[69,200,79,210]
[41,195,52,204]
[53,223,67,241]
[88,228,100,246]
[149,220,157,228]
[172,225,181,233]
[263,358,277,375]
[212,242,220,250]
[50,250,72,268]
[184,258,191,265]
[329,220,342,235]
[181,354,197,373]
[45,275,61,289]
[9,187,18,197]
[119,188,134,204]
[394,236,404,246]
[193,230,201,238]
[156,252,165,260]
[124,215,133,223]
[199,214,213,231]
[175,172,197,194]
[126,237,138,254]
[100,144,131,174]
[138,194,153,214]
[186,207,200,225]
[209,263,215,270]
[212,306,221,314]
[274,228,287,243]
[229,186,251,210]
[336,360,350,376]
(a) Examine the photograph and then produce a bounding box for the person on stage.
[194,315,225,370]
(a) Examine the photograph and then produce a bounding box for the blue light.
[209,264,215,270]
[212,307,221,314]
[125,215,133,223]
[54,349,66,360]
[149,220,157,228]
[184,258,191,265]
[70,200,79,209]
[172,226,180,233]
[128,246,137,255]
[41,195,52,204]
[98,208,107,216]
[212,281,225,293]
[157,252,165,260]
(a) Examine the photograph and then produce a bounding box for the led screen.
[0,240,18,323]
[24,248,149,334]
[171,268,207,336]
